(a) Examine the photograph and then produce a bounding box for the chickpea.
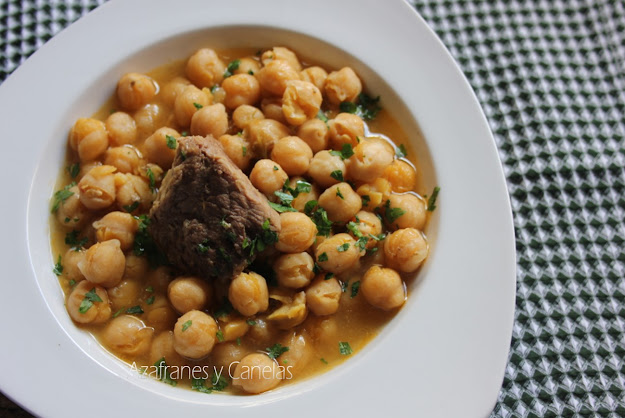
[349,211,382,249]
[275,212,317,253]
[249,159,288,197]
[315,233,362,274]
[260,97,288,124]
[282,80,322,126]
[186,48,225,88]
[287,177,319,213]
[256,59,300,96]
[78,165,116,210]
[318,182,362,223]
[211,85,226,104]
[92,211,138,251]
[108,279,142,311]
[78,239,125,288]
[145,266,174,293]
[149,331,186,367]
[69,118,109,162]
[270,136,313,176]
[274,252,314,289]
[385,194,426,230]
[221,318,250,342]
[190,103,228,138]
[143,127,179,169]
[228,272,269,317]
[306,316,338,346]
[246,318,275,346]
[174,85,212,127]
[383,159,417,193]
[114,173,153,212]
[211,341,249,371]
[219,134,253,171]
[232,105,264,130]
[356,178,393,210]
[123,254,149,281]
[222,74,261,109]
[106,112,137,146]
[361,266,406,310]
[134,103,168,140]
[145,296,178,332]
[173,310,218,359]
[267,290,307,329]
[324,67,362,105]
[63,248,86,282]
[55,185,90,229]
[300,66,328,92]
[305,275,341,316]
[307,150,347,188]
[347,138,394,182]
[167,276,212,314]
[104,145,143,175]
[66,281,111,324]
[278,332,313,377]
[245,118,289,157]
[261,47,302,71]
[160,76,191,107]
[102,315,154,356]
[297,118,329,153]
[232,353,283,394]
[234,57,261,76]
[117,72,158,111]
[328,113,365,150]
[384,228,429,272]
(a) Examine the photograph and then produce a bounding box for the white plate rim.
[0,0,516,417]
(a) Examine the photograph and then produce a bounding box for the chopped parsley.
[243,219,279,257]
[268,201,297,213]
[338,93,381,121]
[132,215,167,267]
[126,305,144,315]
[266,343,289,359]
[273,165,279,171]
[68,279,76,287]
[361,195,371,207]
[308,205,333,237]
[283,179,312,197]
[346,221,363,238]
[350,281,361,298]
[246,319,257,326]
[211,372,229,391]
[330,170,344,182]
[52,255,63,276]
[165,134,177,150]
[112,308,124,318]
[427,186,441,212]
[341,280,349,293]
[337,243,350,252]
[122,201,140,213]
[192,373,228,394]
[242,146,247,157]
[316,109,329,124]
[65,230,87,250]
[274,190,294,206]
[182,320,192,331]
[216,330,225,342]
[320,358,329,364]
[336,187,344,199]
[338,341,353,355]
[223,59,241,78]
[329,143,354,160]
[146,295,155,305]
[318,252,328,262]
[396,144,408,158]
[355,236,369,251]
[193,102,203,110]
[66,163,80,179]
[79,287,103,314]
[154,357,177,386]
[146,166,156,192]
[384,199,406,224]
[191,378,213,394]
[324,272,335,280]
[50,182,76,213]
[197,240,210,254]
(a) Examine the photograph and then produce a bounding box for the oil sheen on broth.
[49,46,433,395]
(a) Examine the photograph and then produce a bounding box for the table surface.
[1,0,624,417]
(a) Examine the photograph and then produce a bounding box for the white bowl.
[0,0,516,416]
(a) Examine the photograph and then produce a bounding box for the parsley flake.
[216,330,225,342]
[223,59,241,78]
[266,343,289,359]
[126,305,144,315]
[52,255,63,276]
[318,252,328,262]
[193,102,204,110]
[427,186,440,212]
[329,143,354,160]
[350,281,361,298]
[165,134,177,150]
[154,357,177,386]
[338,93,381,121]
[182,320,192,331]
[67,163,80,179]
[337,243,350,252]
[122,201,140,213]
[396,144,408,158]
[331,170,344,182]
[79,287,103,314]
[339,341,353,355]
[51,182,76,213]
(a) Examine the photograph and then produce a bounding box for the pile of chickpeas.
[51,46,430,395]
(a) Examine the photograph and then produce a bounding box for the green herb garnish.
[339,341,353,355]
[182,320,192,331]
[396,144,408,158]
[126,305,144,315]
[165,135,177,150]
[123,201,140,213]
[337,243,350,252]
[154,357,177,386]
[223,59,241,78]
[79,287,103,314]
[338,93,381,120]
[330,170,344,182]
[67,163,80,179]
[350,281,361,298]
[318,252,328,262]
[65,230,88,250]
[329,143,354,160]
[266,343,289,359]
[52,255,63,276]
[427,186,440,212]
[51,182,76,213]
[193,102,203,110]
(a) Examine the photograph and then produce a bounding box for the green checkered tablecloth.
[1,1,624,416]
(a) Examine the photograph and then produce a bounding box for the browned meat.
[148,135,281,280]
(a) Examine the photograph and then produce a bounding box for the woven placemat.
[1,1,624,416]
